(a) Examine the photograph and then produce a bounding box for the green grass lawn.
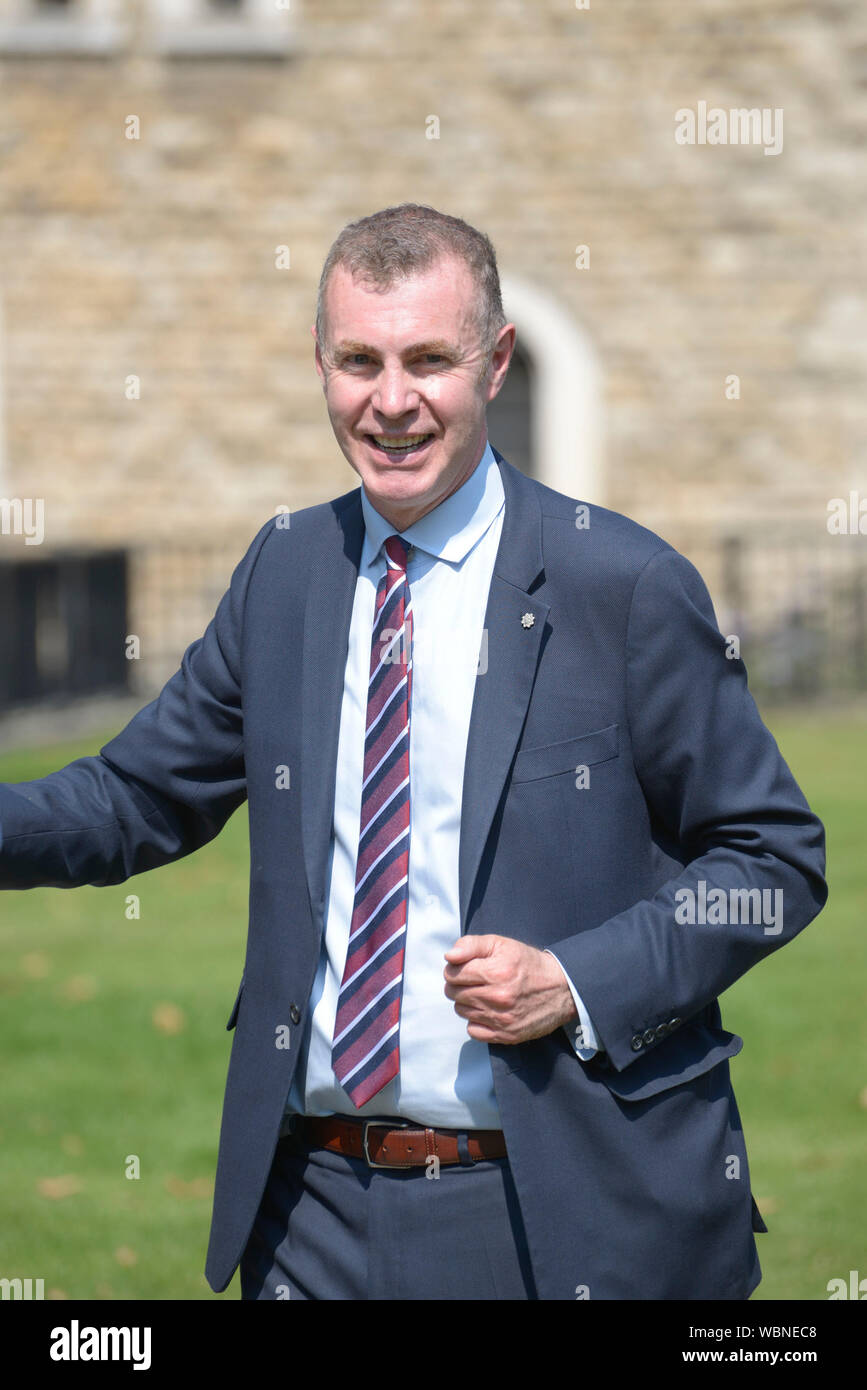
[719,701,867,1302]
[0,734,252,1300]
[0,704,863,1300]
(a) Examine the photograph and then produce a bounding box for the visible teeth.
[372,434,432,448]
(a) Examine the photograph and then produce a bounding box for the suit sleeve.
[546,951,601,1057]
[0,519,274,890]
[549,546,828,1072]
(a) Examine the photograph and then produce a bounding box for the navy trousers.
[240,1127,538,1300]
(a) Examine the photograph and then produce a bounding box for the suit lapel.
[300,492,365,939]
[458,449,548,932]
[299,449,549,940]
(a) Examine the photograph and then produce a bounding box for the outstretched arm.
[0,519,275,890]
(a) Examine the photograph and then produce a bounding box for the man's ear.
[313,325,327,388]
[485,323,517,403]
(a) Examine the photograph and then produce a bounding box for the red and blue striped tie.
[332,534,413,1108]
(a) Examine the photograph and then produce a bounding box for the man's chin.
[365,481,433,516]
[354,452,438,497]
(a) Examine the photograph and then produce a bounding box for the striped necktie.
[331,534,413,1108]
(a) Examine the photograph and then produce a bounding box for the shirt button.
[289,1003,301,1025]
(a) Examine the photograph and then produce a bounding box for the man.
[0,204,826,1300]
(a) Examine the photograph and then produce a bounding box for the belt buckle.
[362,1119,414,1169]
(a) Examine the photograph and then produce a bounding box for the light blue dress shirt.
[287,440,598,1129]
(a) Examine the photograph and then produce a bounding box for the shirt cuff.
[545,949,600,1059]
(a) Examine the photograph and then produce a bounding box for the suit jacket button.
[289,1004,301,1025]
[630,1034,644,1051]
[667,1017,682,1030]
[654,1024,669,1040]
[642,1028,656,1046]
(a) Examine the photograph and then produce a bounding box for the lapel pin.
[521,612,535,629]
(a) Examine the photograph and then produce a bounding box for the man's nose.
[372,364,420,417]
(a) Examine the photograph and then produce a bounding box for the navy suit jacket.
[0,449,827,1299]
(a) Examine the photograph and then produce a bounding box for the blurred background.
[0,0,863,1300]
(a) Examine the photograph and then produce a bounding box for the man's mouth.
[365,433,435,459]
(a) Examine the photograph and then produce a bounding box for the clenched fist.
[443,934,577,1045]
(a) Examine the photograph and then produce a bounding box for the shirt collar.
[360,438,504,570]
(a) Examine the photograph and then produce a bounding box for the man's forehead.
[323,257,479,341]
[329,253,473,297]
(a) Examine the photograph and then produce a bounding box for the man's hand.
[443,934,578,1044]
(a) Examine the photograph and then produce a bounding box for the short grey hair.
[315,203,506,362]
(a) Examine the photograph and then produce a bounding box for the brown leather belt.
[291,1115,507,1169]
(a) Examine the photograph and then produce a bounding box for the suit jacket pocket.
[511,723,619,783]
[595,1024,743,1102]
[226,973,246,1031]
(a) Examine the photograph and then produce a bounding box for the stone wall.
[0,0,863,696]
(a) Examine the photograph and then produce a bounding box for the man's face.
[314,255,515,531]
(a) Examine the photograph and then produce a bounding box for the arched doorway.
[486,339,534,480]
[489,274,603,505]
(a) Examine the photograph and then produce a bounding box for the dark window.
[0,552,129,709]
[486,340,535,478]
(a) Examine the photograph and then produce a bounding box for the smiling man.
[313,253,503,530]
[307,236,579,1077]
[0,203,826,1300]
